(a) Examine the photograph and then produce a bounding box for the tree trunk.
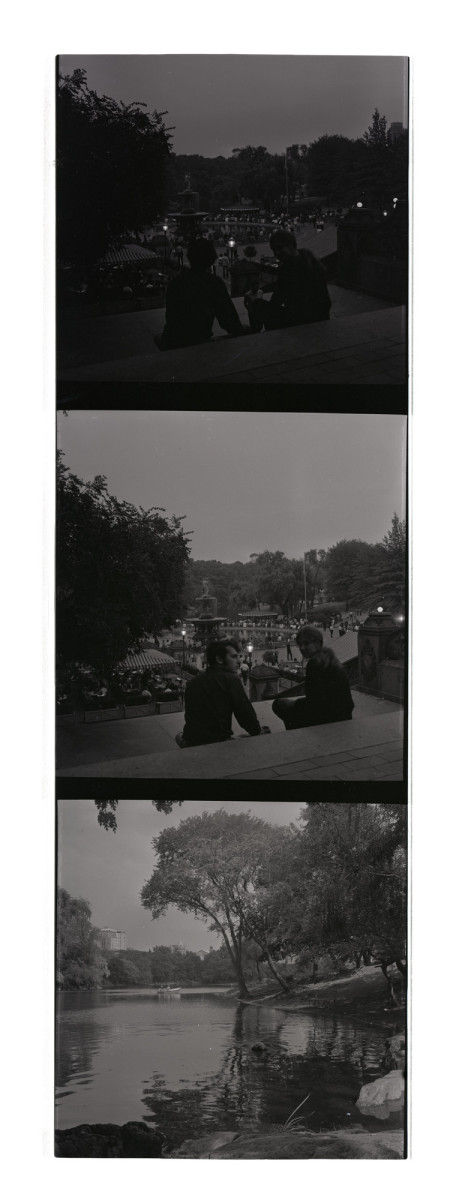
[235,960,250,998]
[264,949,291,992]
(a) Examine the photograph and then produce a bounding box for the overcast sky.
[58,55,408,158]
[58,410,406,562]
[58,799,305,951]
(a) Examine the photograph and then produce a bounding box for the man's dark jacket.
[182,667,262,746]
[305,648,354,724]
[159,269,243,349]
[269,249,331,327]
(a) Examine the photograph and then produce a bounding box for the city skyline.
[58,55,408,160]
[58,800,306,951]
[57,410,406,563]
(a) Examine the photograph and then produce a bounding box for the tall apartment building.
[389,122,405,142]
[99,927,126,951]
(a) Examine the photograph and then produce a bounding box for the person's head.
[296,625,323,659]
[205,640,240,672]
[269,229,297,259]
[187,237,217,271]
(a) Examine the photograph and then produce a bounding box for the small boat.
[157,985,181,995]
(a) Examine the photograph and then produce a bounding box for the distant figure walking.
[286,640,293,660]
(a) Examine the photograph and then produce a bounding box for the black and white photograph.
[56,55,408,386]
[51,44,410,1170]
[56,409,406,783]
[55,799,406,1159]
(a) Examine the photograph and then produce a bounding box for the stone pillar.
[248,664,280,703]
[357,611,405,700]
[337,209,378,289]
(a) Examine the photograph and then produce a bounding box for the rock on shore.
[169,1128,404,1159]
[55,1121,165,1157]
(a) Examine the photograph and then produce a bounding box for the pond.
[56,988,403,1147]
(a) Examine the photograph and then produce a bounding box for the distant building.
[390,122,405,142]
[100,927,126,952]
[170,942,187,956]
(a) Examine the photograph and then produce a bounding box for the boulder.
[170,1129,403,1159]
[356,1069,405,1120]
[55,1121,165,1158]
[384,1032,406,1070]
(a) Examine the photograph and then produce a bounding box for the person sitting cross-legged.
[175,640,270,747]
[246,229,331,332]
[272,626,354,731]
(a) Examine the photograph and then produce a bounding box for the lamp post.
[228,237,235,265]
[303,553,308,621]
[162,222,168,284]
[181,623,186,668]
[247,641,254,671]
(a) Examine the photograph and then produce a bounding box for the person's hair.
[269,229,297,254]
[296,625,323,649]
[187,237,217,270]
[205,640,237,668]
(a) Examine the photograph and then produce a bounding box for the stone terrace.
[59,296,406,385]
[56,690,403,780]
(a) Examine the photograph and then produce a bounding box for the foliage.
[278,804,407,964]
[57,888,107,989]
[57,69,173,264]
[56,454,190,675]
[141,810,295,996]
[324,516,406,613]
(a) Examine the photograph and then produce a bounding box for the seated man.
[156,237,248,350]
[272,626,354,731]
[246,229,331,332]
[176,640,268,747]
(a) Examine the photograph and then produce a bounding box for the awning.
[119,649,176,671]
[98,244,158,267]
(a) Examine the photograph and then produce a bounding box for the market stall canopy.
[119,649,176,671]
[98,244,158,267]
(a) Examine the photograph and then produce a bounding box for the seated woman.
[156,237,249,350]
[246,229,331,332]
[272,626,354,730]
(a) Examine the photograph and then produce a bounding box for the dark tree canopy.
[56,887,107,989]
[57,454,190,675]
[57,68,173,265]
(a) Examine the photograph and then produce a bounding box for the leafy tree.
[141,810,294,997]
[278,804,407,975]
[57,69,173,265]
[57,887,107,989]
[363,108,389,147]
[305,134,364,205]
[324,539,372,608]
[56,454,190,676]
[106,954,141,986]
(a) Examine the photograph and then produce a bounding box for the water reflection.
[56,990,403,1143]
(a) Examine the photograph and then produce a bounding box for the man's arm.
[228,676,261,735]
[213,279,246,336]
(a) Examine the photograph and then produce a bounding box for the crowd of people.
[56,666,184,714]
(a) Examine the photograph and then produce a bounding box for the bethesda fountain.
[170,174,209,242]
[192,578,226,647]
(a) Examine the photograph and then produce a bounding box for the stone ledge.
[59,306,406,384]
[56,711,404,780]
